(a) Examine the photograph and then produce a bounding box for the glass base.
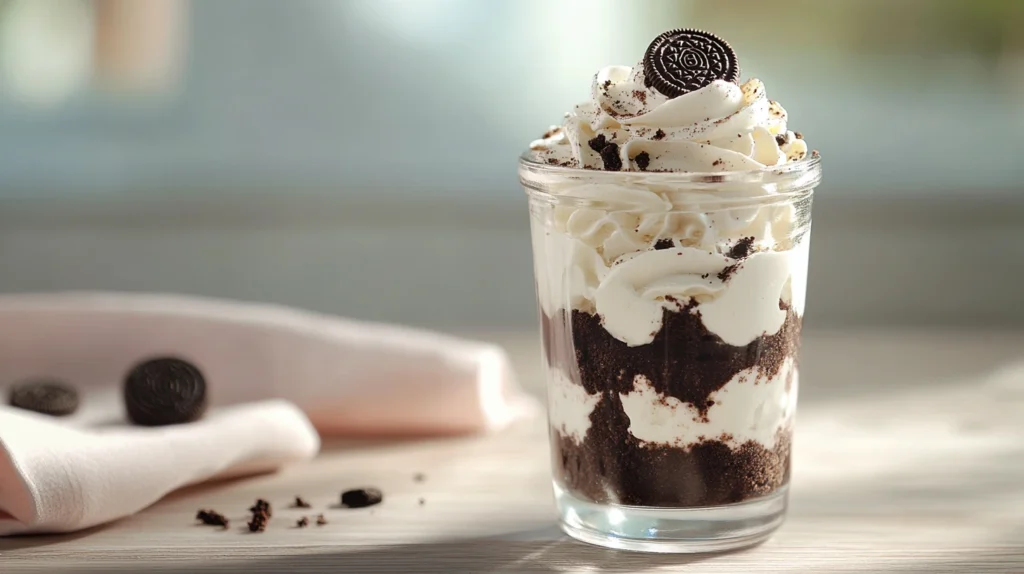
[554,483,788,553]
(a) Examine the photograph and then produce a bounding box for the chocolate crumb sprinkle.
[293,496,311,509]
[247,510,269,533]
[587,134,607,153]
[296,517,309,528]
[653,238,675,250]
[727,237,755,259]
[341,487,384,509]
[652,129,666,141]
[599,143,623,171]
[249,499,272,517]
[196,509,229,529]
[717,263,741,282]
[635,151,651,171]
[316,514,328,526]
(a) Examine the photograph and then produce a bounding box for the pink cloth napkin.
[0,293,535,536]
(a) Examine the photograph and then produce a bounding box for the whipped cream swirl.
[530,62,808,172]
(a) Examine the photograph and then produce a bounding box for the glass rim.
[519,152,821,204]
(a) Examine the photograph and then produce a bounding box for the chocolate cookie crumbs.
[553,302,798,415]
[8,380,79,416]
[542,301,800,507]
[247,510,269,532]
[341,488,384,509]
[292,496,311,509]
[296,517,309,528]
[717,263,740,282]
[653,238,675,250]
[249,499,272,517]
[196,509,229,528]
[599,143,622,171]
[632,90,647,105]
[635,151,651,171]
[727,236,755,259]
[712,159,723,167]
[316,514,328,526]
[652,129,666,141]
[587,134,607,153]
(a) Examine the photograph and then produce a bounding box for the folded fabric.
[0,400,320,536]
[0,292,536,536]
[0,292,535,435]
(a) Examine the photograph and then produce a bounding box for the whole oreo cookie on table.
[7,379,79,416]
[643,29,740,98]
[124,357,208,426]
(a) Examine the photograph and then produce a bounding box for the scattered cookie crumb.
[341,487,384,509]
[316,514,328,526]
[634,151,650,171]
[247,510,269,533]
[293,496,311,509]
[599,143,622,171]
[249,498,272,517]
[296,517,309,528]
[196,509,229,529]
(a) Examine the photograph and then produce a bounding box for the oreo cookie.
[643,29,739,98]
[124,357,207,426]
[7,380,79,416]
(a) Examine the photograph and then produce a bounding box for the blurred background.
[0,0,1021,331]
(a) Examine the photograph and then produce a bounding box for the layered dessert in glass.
[520,29,821,552]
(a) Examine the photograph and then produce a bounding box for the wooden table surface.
[3,328,1024,573]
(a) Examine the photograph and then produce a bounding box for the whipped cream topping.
[546,361,798,450]
[531,213,810,347]
[546,368,600,444]
[596,246,803,347]
[620,360,798,448]
[529,62,808,172]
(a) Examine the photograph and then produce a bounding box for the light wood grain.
[3,328,1024,573]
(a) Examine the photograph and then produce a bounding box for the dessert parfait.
[520,29,821,551]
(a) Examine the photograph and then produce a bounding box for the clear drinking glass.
[521,154,821,553]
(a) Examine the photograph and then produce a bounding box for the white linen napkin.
[0,292,536,536]
[0,400,319,536]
